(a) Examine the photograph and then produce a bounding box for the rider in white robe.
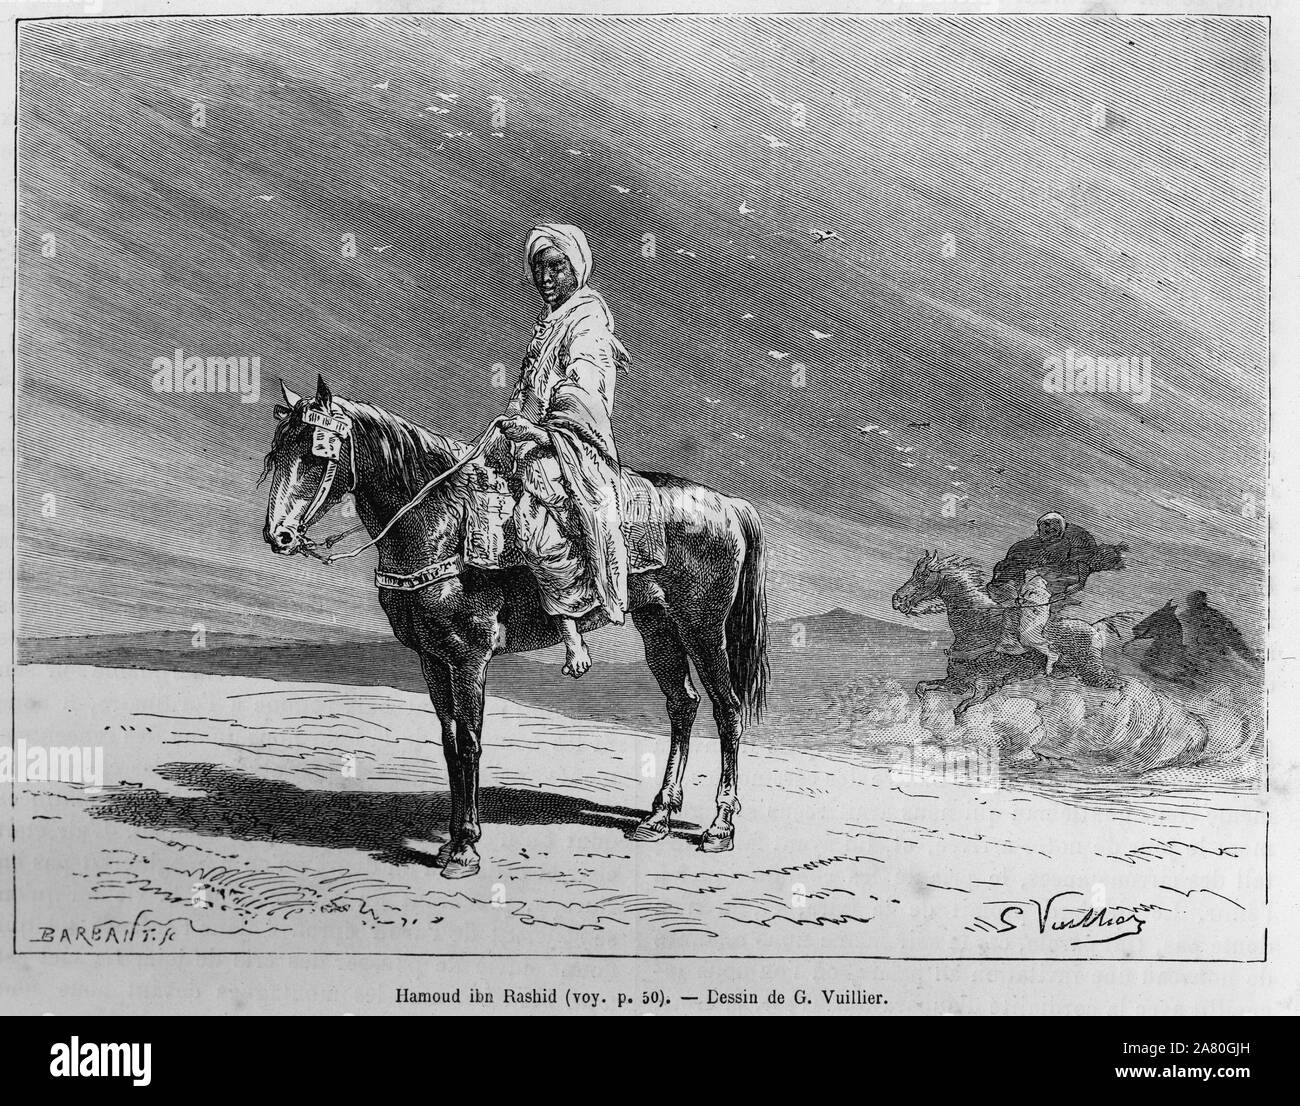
[494,224,630,678]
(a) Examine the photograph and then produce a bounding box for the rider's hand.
[499,415,546,446]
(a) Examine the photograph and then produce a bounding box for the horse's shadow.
[89,762,701,867]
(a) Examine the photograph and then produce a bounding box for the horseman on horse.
[892,517,1129,719]
[260,223,768,875]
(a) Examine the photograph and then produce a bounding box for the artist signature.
[990,891,1146,945]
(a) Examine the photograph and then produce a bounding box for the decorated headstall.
[300,404,357,526]
[303,406,352,461]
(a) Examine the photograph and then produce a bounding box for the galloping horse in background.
[1128,600,1198,688]
[261,378,768,877]
[892,549,1130,719]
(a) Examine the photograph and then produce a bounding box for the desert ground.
[11,663,1263,960]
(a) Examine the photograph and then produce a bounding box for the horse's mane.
[337,399,471,500]
[262,397,474,509]
[934,553,987,589]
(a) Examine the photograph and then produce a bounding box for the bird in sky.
[761,134,790,149]
[371,244,392,252]
[372,80,390,90]
[611,185,632,194]
[426,106,451,114]
[566,149,585,156]
[810,329,833,340]
[894,445,913,453]
[739,201,756,215]
[255,195,275,202]
[769,351,789,360]
[908,421,931,429]
[435,93,458,102]
[810,229,844,243]
[491,132,505,138]
[741,313,756,319]
[857,425,879,434]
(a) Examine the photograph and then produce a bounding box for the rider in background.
[1182,590,1261,667]
[492,224,630,678]
[989,511,1099,672]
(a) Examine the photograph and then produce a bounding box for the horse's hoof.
[439,858,480,880]
[431,842,455,868]
[627,818,671,843]
[698,831,734,853]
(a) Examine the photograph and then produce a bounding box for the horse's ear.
[281,380,302,408]
[1166,600,1176,608]
[316,375,333,408]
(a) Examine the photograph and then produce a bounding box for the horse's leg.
[627,606,698,843]
[953,677,998,721]
[681,627,743,853]
[441,654,490,879]
[419,653,460,867]
[916,677,950,698]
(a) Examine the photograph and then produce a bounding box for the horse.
[260,377,769,878]
[891,550,1129,719]
[1130,596,1262,690]
[1128,600,1200,688]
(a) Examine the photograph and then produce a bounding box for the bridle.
[298,404,359,535]
[284,403,505,567]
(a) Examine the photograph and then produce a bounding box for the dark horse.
[261,378,768,877]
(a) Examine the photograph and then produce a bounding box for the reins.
[297,415,505,567]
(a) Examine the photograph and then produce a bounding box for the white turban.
[524,223,593,287]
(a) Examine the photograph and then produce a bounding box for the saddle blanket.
[462,461,667,574]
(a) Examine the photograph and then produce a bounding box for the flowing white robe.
[507,287,629,623]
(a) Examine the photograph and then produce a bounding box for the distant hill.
[19,608,941,749]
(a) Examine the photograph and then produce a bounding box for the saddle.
[461,460,667,574]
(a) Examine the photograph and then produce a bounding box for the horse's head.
[260,376,357,556]
[1131,599,1183,644]
[892,550,950,616]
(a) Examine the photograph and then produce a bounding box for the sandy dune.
[13,665,1264,959]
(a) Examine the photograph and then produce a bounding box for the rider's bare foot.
[558,619,591,679]
[562,641,591,678]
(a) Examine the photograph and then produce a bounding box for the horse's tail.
[727,500,769,725]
